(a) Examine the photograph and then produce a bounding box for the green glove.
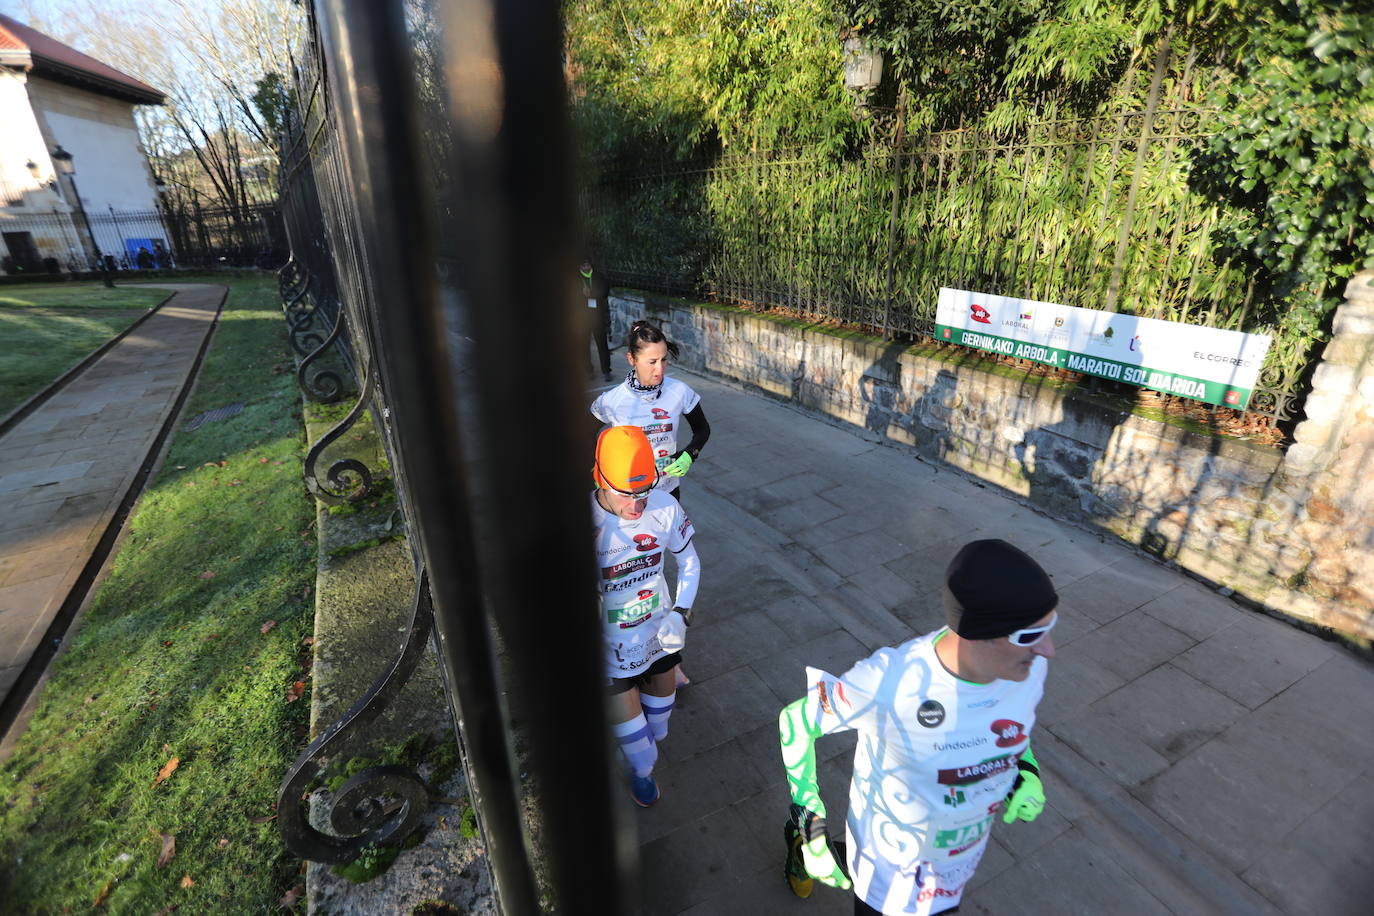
[662,451,693,477]
[790,805,851,890]
[1002,746,1045,824]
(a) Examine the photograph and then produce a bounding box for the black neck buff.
[627,370,661,399]
[943,539,1057,640]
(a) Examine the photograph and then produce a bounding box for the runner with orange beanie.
[592,426,701,806]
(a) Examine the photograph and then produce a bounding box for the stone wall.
[610,272,1374,644]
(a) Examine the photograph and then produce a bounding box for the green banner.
[935,324,1254,409]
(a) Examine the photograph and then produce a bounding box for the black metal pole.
[312,0,634,909]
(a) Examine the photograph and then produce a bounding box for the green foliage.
[0,275,316,913]
[252,71,292,141]
[570,0,1371,415]
[331,842,401,883]
[1192,0,1374,387]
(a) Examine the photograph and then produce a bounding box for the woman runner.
[591,318,710,687]
[592,426,701,806]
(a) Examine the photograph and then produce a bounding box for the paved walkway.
[629,366,1374,915]
[0,284,224,707]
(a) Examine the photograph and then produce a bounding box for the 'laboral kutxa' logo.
[937,754,1014,786]
[990,719,1027,748]
[602,552,661,580]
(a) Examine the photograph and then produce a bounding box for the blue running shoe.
[630,774,660,807]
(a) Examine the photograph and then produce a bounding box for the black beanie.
[943,539,1057,639]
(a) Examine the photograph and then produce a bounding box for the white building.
[0,14,166,274]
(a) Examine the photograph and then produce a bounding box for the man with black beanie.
[778,539,1057,915]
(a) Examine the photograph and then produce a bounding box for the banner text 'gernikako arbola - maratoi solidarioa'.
[935,288,1273,410]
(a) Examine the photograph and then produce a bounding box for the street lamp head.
[154,175,168,194]
[25,158,40,181]
[51,145,75,175]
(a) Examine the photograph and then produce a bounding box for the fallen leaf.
[154,757,180,786]
[301,636,315,647]
[162,640,174,648]
[217,837,229,848]
[162,743,171,753]
[184,481,196,487]
[228,480,242,486]
[84,695,96,705]
[176,465,187,470]
[180,875,194,889]
[259,457,270,463]
[249,813,277,824]
[260,620,277,635]
[279,885,303,909]
[197,570,215,580]
[157,832,176,868]
[152,906,179,916]
[203,462,217,468]
[274,525,284,531]
[286,681,306,703]
[301,586,312,600]
[218,460,227,467]
[94,881,111,906]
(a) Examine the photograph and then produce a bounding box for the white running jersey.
[805,630,1047,915]
[592,489,698,678]
[590,376,701,492]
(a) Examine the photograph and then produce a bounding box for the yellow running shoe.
[783,822,814,898]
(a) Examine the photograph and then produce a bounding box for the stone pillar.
[1279,271,1374,639]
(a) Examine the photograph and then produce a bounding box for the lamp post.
[50,145,113,288]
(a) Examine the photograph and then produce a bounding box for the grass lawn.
[0,273,318,913]
[0,283,170,417]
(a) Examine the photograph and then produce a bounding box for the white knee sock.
[613,712,657,778]
[640,691,676,742]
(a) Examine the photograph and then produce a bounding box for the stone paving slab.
[0,284,224,709]
[625,366,1373,915]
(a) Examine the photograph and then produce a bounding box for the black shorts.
[607,651,682,695]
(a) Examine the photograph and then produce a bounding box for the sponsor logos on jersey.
[942,786,966,807]
[937,754,1014,786]
[633,533,660,552]
[991,719,1027,747]
[966,698,998,709]
[607,590,659,628]
[678,517,692,539]
[933,816,991,854]
[816,681,833,715]
[917,699,946,728]
[641,422,673,435]
[603,552,661,580]
[651,407,671,420]
[604,568,661,593]
[933,737,989,752]
[814,679,851,717]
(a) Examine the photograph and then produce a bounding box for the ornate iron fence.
[274,1,631,912]
[584,103,1311,424]
[0,202,285,275]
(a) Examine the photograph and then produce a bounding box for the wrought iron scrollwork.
[297,306,347,403]
[289,303,328,357]
[303,364,374,505]
[277,570,435,864]
[279,257,307,299]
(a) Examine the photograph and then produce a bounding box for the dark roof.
[0,14,165,105]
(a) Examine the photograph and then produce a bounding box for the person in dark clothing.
[581,257,613,381]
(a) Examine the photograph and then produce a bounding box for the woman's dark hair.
[625,319,680,360]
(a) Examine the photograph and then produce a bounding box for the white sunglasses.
[1007,611,1057,646]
